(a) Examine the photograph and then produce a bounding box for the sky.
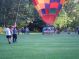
[74,0,79,3]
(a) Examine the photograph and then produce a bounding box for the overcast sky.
[74,0,79,3]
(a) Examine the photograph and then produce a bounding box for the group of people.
[3,25,79,44]
[4,26,30,44]
[42,25,79,35]
[21,27,29,34]
[4,26,17,44]
[42,26,55,34]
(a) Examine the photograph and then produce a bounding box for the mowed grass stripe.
[0,33,79,59]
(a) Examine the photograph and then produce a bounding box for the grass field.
[0,32,79,59]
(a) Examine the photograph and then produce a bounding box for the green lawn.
[0,33,79,59]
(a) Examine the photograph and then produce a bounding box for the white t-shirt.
[4,28,12,35]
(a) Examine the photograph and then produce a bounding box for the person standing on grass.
[67,27,71,34]
[25,27,30,34]
[12,27,17,43]
[17,28,20,35]
[4,26,12,44]
[77,26,79,35]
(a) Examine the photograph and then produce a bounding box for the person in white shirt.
[4,26,12,44]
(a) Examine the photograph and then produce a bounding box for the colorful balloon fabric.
[32,0,65,25]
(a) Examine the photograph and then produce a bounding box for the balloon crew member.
[12,27,17,43]
[4,26,12,44]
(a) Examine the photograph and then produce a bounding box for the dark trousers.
[13,34,17,42]
[6,35,11,44]
[78,31,79,35]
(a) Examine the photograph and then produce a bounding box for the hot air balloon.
[32,0,65,25]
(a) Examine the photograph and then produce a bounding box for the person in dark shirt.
[77,27,79,35]
[12,27,17,43]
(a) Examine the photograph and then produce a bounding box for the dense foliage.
[0,0,79,28]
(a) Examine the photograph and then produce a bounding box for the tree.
[64,0,79,28]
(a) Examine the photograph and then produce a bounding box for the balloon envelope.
[33,0,65,25]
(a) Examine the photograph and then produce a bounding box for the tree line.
[0,0,79,29]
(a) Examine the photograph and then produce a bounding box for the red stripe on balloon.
[41,14,56,25]
[32,0,38,5]
[50,2,59,9]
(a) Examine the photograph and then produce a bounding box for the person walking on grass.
[4,26,12,44]
[12,27,17,43]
